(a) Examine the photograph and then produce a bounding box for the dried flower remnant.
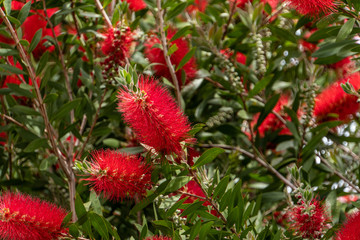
[123,0,147,11]
[101,27,133,77]
[144,30,197,88]
[286,0,335,17]
[84,149,152,201]
[335,211,360,240]
[0,191,68,240]
[287,199,330,239]
[313,72,360,123]
[117,76,191,156]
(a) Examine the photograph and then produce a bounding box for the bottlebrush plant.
[2,0,360,239]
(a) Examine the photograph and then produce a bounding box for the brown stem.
[176,190,207,201]
[156,0,182,107]
[222,0,237,40]
[199,143,297,190]
[0,7,77,221]
[77,89,107,159]
[1,113,28,131]
[94,0,112,28]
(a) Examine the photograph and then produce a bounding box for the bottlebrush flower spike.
[123,0,146,11]
[286,0,335,17]
[335,211,360,240]
[84,149,152,201]
[101,27,133,76]
[0,191,68,240]
[187,0,208,13]
[287,199,330,239]
[144,30,197,88]
[117,76,191,156]
[145,236,172,240]
[314,72,360,123]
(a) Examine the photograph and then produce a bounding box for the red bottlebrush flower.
[84,149,152,201]
[101,27,133,76]
[262,0,279,9]
[251,95,292,137]
[144,30,197,88]
[335,211,360,240]
[287,199,330,239]
[230,0,250,8]
[314,72,360,123]
[286,0,335,17]
[329,57,355,78]
[123,0,146,11]
[117,76,191,156]
[187,0,208,13]
[145,236,172,240]
[337,195,359,204]
[0,2,60,58]
[0,191,68,240]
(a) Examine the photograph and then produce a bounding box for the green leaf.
[192,148,225,169]
[0,64,26,75]
[166,2,187,20]
[170,25,192,42]
[89,212,109,240]
[36,51,49,75]
[4,0,11,15]
[176,47,196,72]
[7,83,33,98]
[166,197,189,216]
[0,48,18,56]
[61,212,73,228]
[50,98,82,121]
[68,223,79,238]
[75,193,87,219]
[18,1,31,24]
[213,175,229,199]
[336,18,355,42]
[189,220,201,240]
[164,176,191,193]
[248,74,273,98]
[167,43,178,56]
[11,105,40,115]
[24,138,50,152]
[255,94,280,129]
[199,221,214,239]
[181,201,204,217]
[29,29,42,53]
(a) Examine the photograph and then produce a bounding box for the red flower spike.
[84,149,152,201]
[117,76,191,156]
[101,27,133,76]
[287,199,330,239]
[286,0,335,17]
[335,211,360,240]
[0,132,6,146]
[144,30,197,88]
[314,72,360,123]
[123,0,146,11]
[0,191,68,240]
[145,236,172,240]
[187,0,208,13]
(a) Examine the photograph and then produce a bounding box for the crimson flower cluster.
[117,76,191,156]
[287,199,329,239]
[144,30,197,88]
[101,27,133,77]
[145,236,172,240]
[84,149,152,201]
[286,0,335,17]
[123,0,147,11]
[0,192,68,240]
[335,211,360,240]
[314,72,360,123]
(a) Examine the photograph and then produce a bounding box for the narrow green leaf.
[189,220,201,240]
[255,94,280,129]
[248,74,272,98]
[167,43,178,56]
[176,47,196,72]
[4,0,11,15]
[24,138,50,152]
[7,83,33,98]
[29,29,42,53]
[89,212,109,240]
[213,175,229,199]
[11,105,40,115]
[164,176,191,193]
[170,26,192,42]
[18,1,31,24]
[50,98,82,121]
[0,64,26,75]
[36,51,49,75]
[192,148,225,169]
[166,2,187,20]
[0,48,18,56]
[337,18,355,42]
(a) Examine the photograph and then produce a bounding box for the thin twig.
[77,89,107,159]
[156,0,182,107]
[199,143,297,190]
[222,0,237,40]
[176,190,207,201]
[94,0,112,28]
[317,153,360,193]
[1,113,28,130]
